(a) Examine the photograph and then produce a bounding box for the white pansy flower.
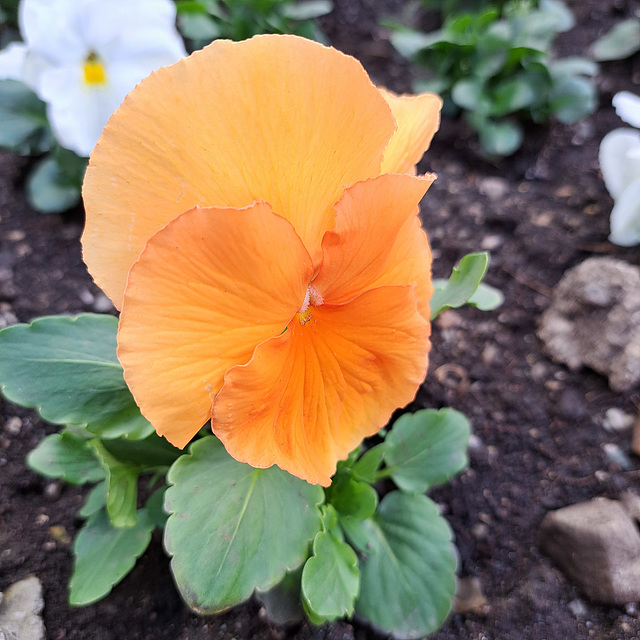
[0,0,186,157]
[599,91,640,246]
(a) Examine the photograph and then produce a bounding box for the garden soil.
[2,1,640,638]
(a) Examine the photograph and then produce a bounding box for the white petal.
[609,177,640,246]
[599,128,640,199]
[39,66,115,156]
[20,0,86,64]
[0,43,28,81]
[612,91,640,128]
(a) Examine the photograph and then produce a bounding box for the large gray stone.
[539,498,640,604]
[0,576,46,640]
[538,257,640,391]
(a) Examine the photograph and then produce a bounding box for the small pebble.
[92,293,114,313]
[602,408,634,432]
[44,482,61,499]
[568,599,588,619]
[479,177,509,201]
[480,234,503,251]
[603,443,633,470]
[4,417,22,435]
[472,522,489,540]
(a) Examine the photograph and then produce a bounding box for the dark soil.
[2,1,640,638]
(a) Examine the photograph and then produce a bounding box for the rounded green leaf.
[27,156,81,213]
[164,437,324,613]
[476,117,523,156]
[383,408,470,493]
[352,492,457,639]
[0,79,52,154]
[548,74,597,124]
[27,431,105,485]
[591,18,640,61]
[430,252,490,319]
[69,508,155,606]
[301,529,359,621]
[78,481,107,519]
[0,314,152,440]
[326,471,378,520]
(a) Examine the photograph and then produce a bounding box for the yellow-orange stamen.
[83,52,107,86]
[296,284,323,325]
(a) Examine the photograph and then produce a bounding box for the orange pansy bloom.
[81,35,441,486]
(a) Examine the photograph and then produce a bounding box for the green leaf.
[475,117,523,156]
[256,567,305,625]
[451,78,491,115]
[77,481,107,519]
[178,13,220,41]
[26,156,82,213]
[0,314,153,440]
[351,444,385,484]
[548,73,597,124]
[591,18,640,61]
[467,282,504,311]
[390,29,446,59]
[490,76,538,117]
[164,437,324,613]
[27,431,105,485]
[281,1,332,21]
[382,409,470,493]
[100,432,182,468]
[69,508,154,606]
[549,56,598,77]
[351,492,457,639]
[144,487,169,530]
[539,0,575,32]
[326,471,378,520]
[301,528,359,622]
[92,440,141,528]
[430,252,490,319]
[0,79,52,154]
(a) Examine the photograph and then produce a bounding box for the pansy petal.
[212,286,430,485]
[0,43,27,81]
[379,88,442,174]
[118,202,313,448]
[599,128,640,200]
[82,35,396,308]
[609,177,640,246]
[367,212,434,321]
[613,91,640,129]
[313,173,434,304]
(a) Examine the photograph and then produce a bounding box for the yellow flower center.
[296,284,323,325]
[83,52,107,86]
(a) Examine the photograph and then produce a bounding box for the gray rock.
[538,257,640,391]
[0,576,46,640]
[539,498,640,604]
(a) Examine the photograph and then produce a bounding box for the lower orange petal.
[211,286,430,485]
[117,202,313,448]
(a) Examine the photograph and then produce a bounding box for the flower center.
[83,52,107,86]
[296,284,323,325]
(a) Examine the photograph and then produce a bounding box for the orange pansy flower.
[81,35,441,486]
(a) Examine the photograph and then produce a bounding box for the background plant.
[0,252,501,638]
[176,0,332,50]
[386,0,597,156]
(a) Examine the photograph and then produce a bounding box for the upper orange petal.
[312,173,434,304]
[117,202,313,449]
[82,34,397,309]
[379,88,442,174]
[211,286,430,486]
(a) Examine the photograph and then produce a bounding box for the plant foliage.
[0,252,498,636]
[387,0,597,156]
[176,0,332,49]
